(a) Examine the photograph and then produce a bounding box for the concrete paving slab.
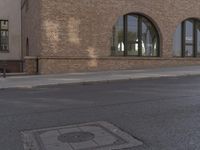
[70,140,98,149]
[21,121,143,150]
[45,143,73,150]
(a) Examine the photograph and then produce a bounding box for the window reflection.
[142,17,158,56]
[197,22,200,56]
[173,19,200,57]
[185,20,193,43]
[112,14,159,57]
[112,16,124,55]
[185,20,194,56]
[127,15,138,56]
[0,20,8,51]
[173,25,182,56]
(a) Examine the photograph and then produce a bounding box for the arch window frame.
[112,13,160,57]
[174,18,200,57]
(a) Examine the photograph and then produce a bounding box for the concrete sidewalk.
[1,65,200,89]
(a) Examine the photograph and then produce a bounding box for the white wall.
[0,0,21,60]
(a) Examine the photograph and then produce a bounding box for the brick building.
[15,0,200,74]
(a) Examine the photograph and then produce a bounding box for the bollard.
[1,62,6,78]
[3,66,6,78]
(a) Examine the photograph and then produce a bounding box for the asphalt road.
[1,76,200,150]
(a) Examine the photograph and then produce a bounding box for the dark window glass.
[141,17,158,56]
[127,15,138,56]
[197,22,200,56]
[112,14,159,57]
[0,20,8,52]
[185,20,194,56]
[173,19,200,57]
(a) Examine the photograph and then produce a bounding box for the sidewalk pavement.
[1,65,200,89]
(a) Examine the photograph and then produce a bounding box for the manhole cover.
[58,131,95,143]
[21,121,143,150]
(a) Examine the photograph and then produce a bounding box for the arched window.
[173,18,200,57]
[112,14,160,57]
[26,38,29,56]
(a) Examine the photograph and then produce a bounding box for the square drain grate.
[21,121,142,150]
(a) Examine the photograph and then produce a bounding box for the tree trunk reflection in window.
[141,17,158,56]
[127,15,138,56]
[112,14,160,57]
[112,16,124,56]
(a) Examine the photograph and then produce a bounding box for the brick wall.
[39,0,200,58]
[21,0,42,57]
[38,57,200,74]
[24,56,38,74]
[22,0,200,74]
